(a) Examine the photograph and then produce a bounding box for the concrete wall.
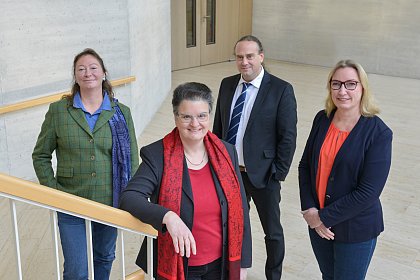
[0,0,171,179]
[253,1,420,79]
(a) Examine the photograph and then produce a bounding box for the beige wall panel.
[0,0,171,179]
[238,0,253,37]
[253,0,420,78]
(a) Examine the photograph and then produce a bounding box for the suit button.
[223,222,227,227]
[89,139,94,143]
[220,200,225,206]
[91,172,96,177]
[325,194,331,200]
[90,155,95,160]
[329,177,334,182]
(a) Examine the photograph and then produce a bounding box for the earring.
[103,76,106,81]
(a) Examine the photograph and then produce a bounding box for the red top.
[316,123,349,208]
[188,163,222,266]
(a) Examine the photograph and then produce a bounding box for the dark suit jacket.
[32,98,139,206]
[299,110,393,243]
[213,71,297,188]
[119,138,252,277]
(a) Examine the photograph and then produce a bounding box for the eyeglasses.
[177,112,209,123]
[235,53,259,62]
[330,80,359,90]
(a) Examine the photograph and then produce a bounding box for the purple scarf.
[109,100,132,207]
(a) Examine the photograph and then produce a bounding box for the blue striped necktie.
[227,82,251,145]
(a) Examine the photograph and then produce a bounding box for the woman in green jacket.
[32,48,139,280]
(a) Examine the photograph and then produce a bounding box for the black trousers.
[241,171,284,280]
[187,258,223,280]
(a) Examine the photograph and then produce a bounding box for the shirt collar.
[73,92,112,114]
[239,67,265,89]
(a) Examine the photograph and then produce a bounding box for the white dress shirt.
[229,67,265,166]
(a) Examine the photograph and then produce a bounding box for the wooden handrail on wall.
[0,172,157,237]
[0,76,136,115]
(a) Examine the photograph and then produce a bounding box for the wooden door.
[171,0,252,71]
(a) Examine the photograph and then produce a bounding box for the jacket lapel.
[180,161,224,208]
[246,72,271,131]
[182,159,194,203]
[67,106,93,136]
[331,115,364,169]
[92,102,116,133]
[224,76,241,137]
[313,114,333,179]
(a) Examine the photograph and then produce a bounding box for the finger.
[184,237,191,258]
[178,237,185,256]
[324,231,334,240]
[325,228,334,235]
[324,228,335,239]
[173,237,180,254]
[323,233,331,240]
[316,229,324,238]
[319,229,333,240]
[190,235,197,255]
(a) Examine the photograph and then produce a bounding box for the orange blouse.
[316,123,349,208]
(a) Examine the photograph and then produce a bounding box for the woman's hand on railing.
[162,211,197,258]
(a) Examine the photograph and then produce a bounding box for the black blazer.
[119,138,252,277]
[299,110,393,242]
[213,71,297,188]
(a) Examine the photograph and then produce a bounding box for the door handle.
[202,15,210,22]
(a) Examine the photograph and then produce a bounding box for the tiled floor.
[1,60,419,279]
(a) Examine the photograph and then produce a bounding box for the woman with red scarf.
[120,82,252,279]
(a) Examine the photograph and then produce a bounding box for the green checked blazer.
[32,97,139,206]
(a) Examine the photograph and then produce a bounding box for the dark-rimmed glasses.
[177,112,209,123]
[330,80,359,90]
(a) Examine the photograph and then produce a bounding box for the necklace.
[184,150,206,166]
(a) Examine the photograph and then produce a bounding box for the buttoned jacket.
[299,110,392,242]
[119,138,252,277]
[213,71,297,188]
[32,98,139,206]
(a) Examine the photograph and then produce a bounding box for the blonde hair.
[325,59,379,117]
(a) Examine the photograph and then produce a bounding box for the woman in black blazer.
[120,82,251,280]
[299,60,392,280]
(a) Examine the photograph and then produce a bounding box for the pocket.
[263,149,275,159]
[57,166,74,178]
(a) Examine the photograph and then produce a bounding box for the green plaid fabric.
[32,98,139,206]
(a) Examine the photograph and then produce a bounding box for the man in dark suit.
[213,35,297,279]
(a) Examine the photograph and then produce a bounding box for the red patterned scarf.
[157,128,244,280]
